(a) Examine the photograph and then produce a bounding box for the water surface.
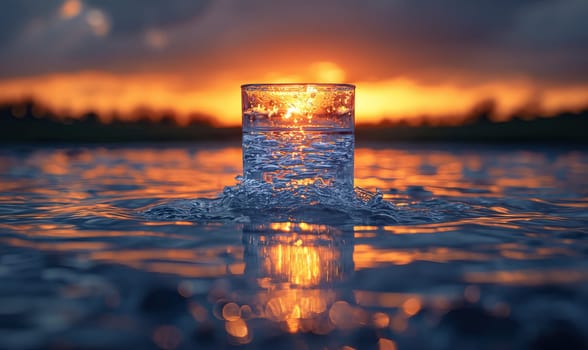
[1,143,588,350]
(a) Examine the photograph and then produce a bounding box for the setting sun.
[1,67,586,126]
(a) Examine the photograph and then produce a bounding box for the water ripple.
[143,178,456,225]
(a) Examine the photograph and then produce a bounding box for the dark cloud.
[0,0,586,85]
[0,0,211,77]
[0,0,61,45]
[83,0,210,35]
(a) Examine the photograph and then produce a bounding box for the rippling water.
[1,143,588,350]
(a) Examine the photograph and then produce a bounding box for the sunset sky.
[0,0,587,125]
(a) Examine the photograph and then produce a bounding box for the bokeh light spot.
[152,325,182,350]
[378,338,397,350]
[60,0,81,18]
[372,312,390,328]
[145,29,168,49]
[464,285,481,303]
[86,9,110,37]
[402,297,421,316]
[225,319,249,338]
[222,302,241,321]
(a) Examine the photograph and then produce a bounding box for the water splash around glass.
[144,84,446,225]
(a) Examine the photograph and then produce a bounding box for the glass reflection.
[221,222,354,335]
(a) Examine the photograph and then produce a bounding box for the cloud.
[0,0,211,77]
[0,0,586,123]
[83,0,210,35]
[0,1,61,45]
[1,0,587,85]
[504,0,588,83]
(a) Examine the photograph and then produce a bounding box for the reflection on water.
[242,222,353,286]
[0,146,242,202]
[1,144,588,349]
[235,223,353,336]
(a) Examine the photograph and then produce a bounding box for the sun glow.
[0,61,586,126]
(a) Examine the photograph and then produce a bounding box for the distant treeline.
[1,99,587,143]
[357,101,588,143]
[0,99,239,142]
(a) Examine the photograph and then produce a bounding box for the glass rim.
[241,83,355,91]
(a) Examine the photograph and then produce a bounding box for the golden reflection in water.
[1,147,586,207]
[86,246,246,278]
[244,222,351,287]
[464,269,588,286]
[0,147,242,205]
[353,148,586,198]
[1,147,585,282]
[2,146,587,343]
[353,244,492,269]
[212,222,356,336]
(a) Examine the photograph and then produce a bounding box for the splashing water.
[143,177,454,224]
[146,110,456,224]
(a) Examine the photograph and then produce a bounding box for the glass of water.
[241,83,355,194]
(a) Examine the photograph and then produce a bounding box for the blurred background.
[0,0,587,141]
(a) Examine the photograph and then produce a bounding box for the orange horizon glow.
[2,0,588,128]
[1,63,587,126]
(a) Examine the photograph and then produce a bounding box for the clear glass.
[241,83,355,193]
